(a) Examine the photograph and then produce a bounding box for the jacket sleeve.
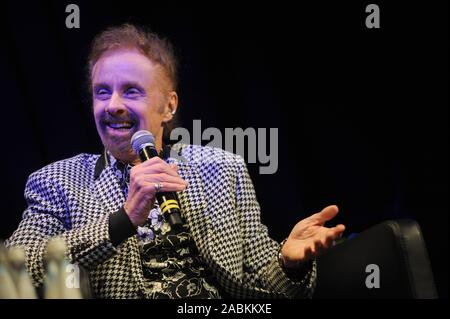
[234,156,317,298]
[5,171,119,287]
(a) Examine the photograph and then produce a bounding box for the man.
[6,24,345,298]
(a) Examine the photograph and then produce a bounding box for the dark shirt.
[109,154,222,299]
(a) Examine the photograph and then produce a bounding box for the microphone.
[131,130,184,229]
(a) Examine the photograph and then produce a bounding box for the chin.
[104,139,136,163]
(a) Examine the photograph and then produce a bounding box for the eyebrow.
[92,81,146,92]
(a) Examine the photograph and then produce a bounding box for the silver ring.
[154,182,163,193]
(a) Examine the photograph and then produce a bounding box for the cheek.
[134,100,162,127]
[147,96,167,121]
[146,110,165,128]
[92,102,104,120]
[92,104,106,132]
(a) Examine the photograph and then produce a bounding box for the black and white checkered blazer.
[6,144,316,298]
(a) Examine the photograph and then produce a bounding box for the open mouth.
[106,121,135,131]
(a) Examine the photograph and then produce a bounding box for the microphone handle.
[138,145,184,229]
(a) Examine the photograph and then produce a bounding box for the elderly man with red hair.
[7,24,345,299]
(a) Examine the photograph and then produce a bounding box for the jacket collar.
[94,145,173,180]
[91,143,211,295]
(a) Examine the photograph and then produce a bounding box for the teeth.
[109,122,133,129]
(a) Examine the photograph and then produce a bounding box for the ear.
[162,91,179,123]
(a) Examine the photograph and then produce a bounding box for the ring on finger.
[154,182,163,193]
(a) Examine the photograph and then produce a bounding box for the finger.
[139,158,181,178]
[331,224,346,237]
[138,163,184,179]
[307,205,339,225]
[138,156,165,166]
[169,163,179,172]
[326,226,345,247]
[303,246,314,261]
[321,226,344,245]
[313,239,324,256]
[310,239,321,255]
[323,234,335,249]
[140,173,188,186]
[318,205,339,222]
[142,181,187,193]
[317,230,332,249]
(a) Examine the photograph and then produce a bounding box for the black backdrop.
[0,1,447,297]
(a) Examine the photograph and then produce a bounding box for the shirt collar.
[94,144,172,180]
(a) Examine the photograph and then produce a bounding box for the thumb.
[311,205,339,224]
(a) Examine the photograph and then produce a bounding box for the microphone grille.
[131,130,155,154]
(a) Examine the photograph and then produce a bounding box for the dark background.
[0,1,447,297]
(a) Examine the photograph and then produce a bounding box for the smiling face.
[91,48,177,164]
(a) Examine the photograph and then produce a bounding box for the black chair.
[314,219,438,298]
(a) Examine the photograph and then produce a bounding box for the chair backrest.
[314,219,438,298]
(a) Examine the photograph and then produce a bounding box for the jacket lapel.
[93,166,124,213]
[92,154,146,295]
[169,152,243,283]
[168,158,211,258]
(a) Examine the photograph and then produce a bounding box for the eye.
[124,87,142,97]
[95,88,111,100]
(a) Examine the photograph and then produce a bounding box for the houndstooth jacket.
[6,144,316,298]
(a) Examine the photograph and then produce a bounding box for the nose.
[106,92,127,116]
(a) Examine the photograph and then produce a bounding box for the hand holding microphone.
[123,130,188,228]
